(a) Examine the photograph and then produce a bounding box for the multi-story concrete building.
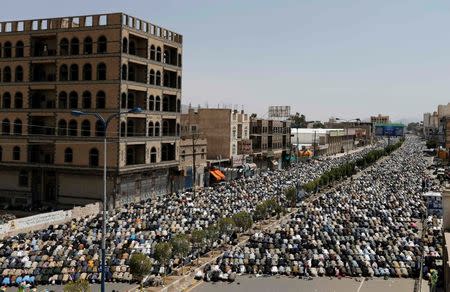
[423,111,439,140]
[181,108,251,166]
[178,136,207,189]
[0,13,182,208]
[370,114,390,124]
[250,117,291,169]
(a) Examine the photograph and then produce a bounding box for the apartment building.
[370,114,390,124]
[250,117,291,169]
[0,13,182,208]
[181,108,251,166]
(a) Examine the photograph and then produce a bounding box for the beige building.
[178,137,207,189]
[250,117,291,169]
[181,108,251,166]
[370,114,390,124]
[0,13,182,208]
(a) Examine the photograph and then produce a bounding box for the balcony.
[31,64,56,82]
[163,69,178,89]
[29,90,56,109]
[127,34,148,59]
[127,62,147,84]
[29,116,55,136]
[163,45,178,67]
[28,144,55,164]
[31,36,57,57]
[126,144,146,166]
[161,143,176,162]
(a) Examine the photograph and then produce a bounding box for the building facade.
[0,13,182,208]
[177,137,207,190]
[370,114,390,124]
[181,108,251,166]
[250,117,291,169]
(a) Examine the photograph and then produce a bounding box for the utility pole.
[313,130,317,157]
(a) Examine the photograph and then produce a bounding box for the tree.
[284,187,297,207]
[312,121,325,129]
[154,242,173,282]
[64,279,91,292]
[217,217,236,237]
[254,202,268,221]
[190,229,206,264]
[232,211,254,232]
[289,112,307,128]
[129,252,152,291]
[170,234,191,274]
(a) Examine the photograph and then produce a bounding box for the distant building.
[370,114,390,124]
[181,108,251,166]
[291,128,355,156]
[250,117,291,169]
[423,112,439,139]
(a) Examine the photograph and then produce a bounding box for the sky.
[2,0,450,122]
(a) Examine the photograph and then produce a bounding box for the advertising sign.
[268,106,291,118]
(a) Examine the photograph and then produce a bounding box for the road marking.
[357,278,365,292]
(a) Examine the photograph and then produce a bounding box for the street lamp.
[71,107,142,292]
[335,118,361,155]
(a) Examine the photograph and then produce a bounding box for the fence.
[0,202,100,239]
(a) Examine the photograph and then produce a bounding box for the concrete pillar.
[443,188,450,231]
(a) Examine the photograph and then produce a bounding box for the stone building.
[177,136,207,190]
[181,108,251,167]
[250,117,291,169]
[370,114,390,124]
[0,13,182,208]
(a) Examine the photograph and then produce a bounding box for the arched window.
[89,148,99,167]
[3,42,12,58]
[96,91,106,109]
[15,66,23,82]
[70,38,79,55]
[0,146,2,161]
[155,122,160,137]
[60,38,69,56]
[178,76,182,89]
[156,47,161,62]
[70,64,79,81]
[149,69,155,85]
[69,91,78,109]
[59,65,68,81]
[155,71,161,86]
[97,36,107,54]
[97,63,106,80]
[120,121,126,137]
[150,147,157,163]
[95,120,105,137]
[121,64,127,80]
[128,66,135,81]
[148,121,154,137]
[181,150,185,161]
[68,120,77,136]
[58,119,67,136]
[83,37,93,54]
[14,92,23,109]
[162,120,169,136]
[121,93,127,109]
[2,93,11,108]
[58,91,68,109]
[176,123,180,136]
[177,99,181,113]
[12,146,20,161]
[3,67,11,82]
[155,96,161,111]
[81,120,91,136]
[64,148,73,163]
[2,119,10,135]
[15,41,24,58]
[129,40,136,55]
[162,96,169,112]
[150,45,156,60]
[82,91,92,109]
[82,64,92,80]
[149,95,155,111]
[13,119,22,135]
[122,37,128,53]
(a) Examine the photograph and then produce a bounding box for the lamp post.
[71,107,142,292]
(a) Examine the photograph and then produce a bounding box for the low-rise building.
[177,137,207,190]
[291,128,355,156]
[370,114,390,124]
[250,117,291,169]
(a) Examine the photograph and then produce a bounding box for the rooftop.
[0,12,182,44]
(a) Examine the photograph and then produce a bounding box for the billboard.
[374,124,405,137]
[268,106,291,118]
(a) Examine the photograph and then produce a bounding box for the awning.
[214,169,226,180]
[210,170,222,181]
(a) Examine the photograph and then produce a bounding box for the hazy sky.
[3,0,450,122]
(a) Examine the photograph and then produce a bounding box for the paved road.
[192,276,430,292]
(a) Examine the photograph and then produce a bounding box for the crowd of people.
[215,137,443,280]
[0,141,388,287]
